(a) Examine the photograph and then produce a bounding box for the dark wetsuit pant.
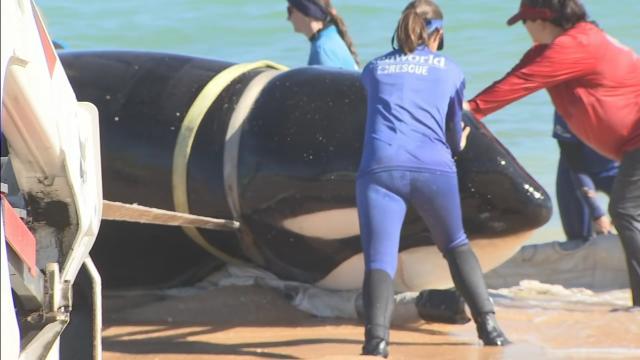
[609,148,640,306]
[356,169,469,277]
[556,157,616,240]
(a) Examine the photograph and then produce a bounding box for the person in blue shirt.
[286,0,359,70]
[553,111,619,241]
[357,1,510,357]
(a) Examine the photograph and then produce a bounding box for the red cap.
[506,4,555,26]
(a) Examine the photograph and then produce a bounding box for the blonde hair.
[395,0,443,54]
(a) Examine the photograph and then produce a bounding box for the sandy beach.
[101,283,639,360]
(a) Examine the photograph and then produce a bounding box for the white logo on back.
[375,54,446,75]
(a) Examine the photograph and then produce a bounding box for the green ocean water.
[38,0,639,244]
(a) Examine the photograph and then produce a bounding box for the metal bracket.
[18,263,72,360]
[44,263,72,319]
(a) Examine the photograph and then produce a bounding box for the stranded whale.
[59,51,551,291]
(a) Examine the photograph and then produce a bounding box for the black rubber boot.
[617,231,640,306]
[361,337,389,358]
[624,253,640,306]
[474,312,511,346]
[361,269,394,358]
[445,244,511,346]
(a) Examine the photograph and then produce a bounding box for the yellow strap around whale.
[173,60,288,264]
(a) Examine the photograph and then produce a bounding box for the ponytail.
[395,0,443,54]
[320,0,361,68]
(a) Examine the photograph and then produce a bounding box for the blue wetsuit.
[357,46,467,277]
[553,111,619,240]
[308,25,358,70]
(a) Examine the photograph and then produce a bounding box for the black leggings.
[609,148,640,306]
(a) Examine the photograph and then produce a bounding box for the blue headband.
[425,19,444,33]
[287,0,329,21]
[391,18,445,51]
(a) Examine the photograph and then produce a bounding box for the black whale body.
[59,51,551,290]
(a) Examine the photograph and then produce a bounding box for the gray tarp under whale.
[104,234,630,323]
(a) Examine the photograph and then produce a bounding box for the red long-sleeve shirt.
[469,22,640,161]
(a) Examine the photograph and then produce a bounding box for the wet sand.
[102,285,639,360]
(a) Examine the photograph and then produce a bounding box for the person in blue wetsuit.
[286,0,359,70]
[554,111,619,241]
[356,1,510,357]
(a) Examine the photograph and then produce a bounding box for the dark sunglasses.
[287,5,293,17]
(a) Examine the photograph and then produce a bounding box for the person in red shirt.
[465,0,640,307]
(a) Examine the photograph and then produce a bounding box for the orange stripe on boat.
[2,195,38,276]
[31,1,57,78]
